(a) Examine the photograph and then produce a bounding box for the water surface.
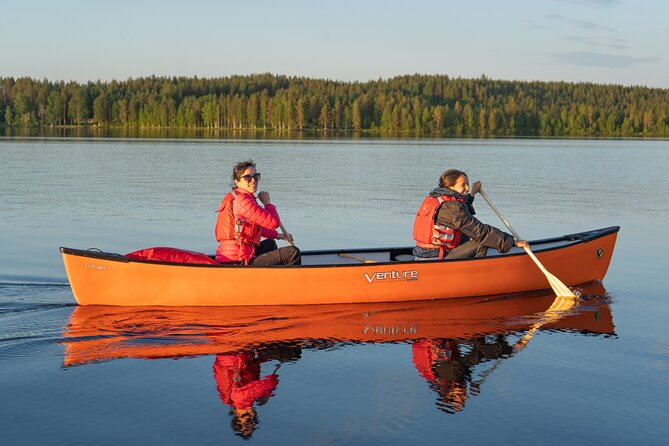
[1,138,668,444]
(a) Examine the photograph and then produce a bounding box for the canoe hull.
[60,226,619,306]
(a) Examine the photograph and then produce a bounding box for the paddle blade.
[545,271,577,298]
[522,246,576,298]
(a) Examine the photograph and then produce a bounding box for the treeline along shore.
[1,74,668,137]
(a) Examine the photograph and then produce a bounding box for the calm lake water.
[1,137,668,445]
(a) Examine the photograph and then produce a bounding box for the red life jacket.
[215,191,261,262]
[413,195,463,258]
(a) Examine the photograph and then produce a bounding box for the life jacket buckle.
[234,218,247,241]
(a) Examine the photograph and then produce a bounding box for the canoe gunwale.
[60,226,620,269]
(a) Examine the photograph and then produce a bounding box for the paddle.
[278,222,295,247]
[513,294,577,349]
[337,253,378,263]
[477,188,576,298]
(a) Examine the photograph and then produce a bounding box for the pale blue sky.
[2,0,667,88]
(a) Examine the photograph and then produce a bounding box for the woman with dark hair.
[215,160,301,265]
[412,169,527,260]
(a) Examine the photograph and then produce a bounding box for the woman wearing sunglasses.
[215,160,301,265]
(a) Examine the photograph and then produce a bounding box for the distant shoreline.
[2,126,666,141]
[2,74,668,138]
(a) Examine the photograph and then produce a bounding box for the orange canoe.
[60,282,615,368]
[60,226,618,306]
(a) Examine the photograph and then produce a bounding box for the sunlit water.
[1,137,668,444]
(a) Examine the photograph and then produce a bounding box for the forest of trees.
[1,73,668,137]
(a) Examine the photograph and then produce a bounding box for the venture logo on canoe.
[364,269,418,284]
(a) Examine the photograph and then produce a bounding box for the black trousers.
[444,239,488,259]
[249,239,301,266]
[414,239,488,260]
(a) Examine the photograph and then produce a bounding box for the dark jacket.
[428,187,515,253]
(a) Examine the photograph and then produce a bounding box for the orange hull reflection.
[61,282,614,368]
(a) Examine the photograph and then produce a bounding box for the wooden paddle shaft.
[337,253,377,263]
[477,190,522,241]
[279,222,295,246]
[478,189,543,263]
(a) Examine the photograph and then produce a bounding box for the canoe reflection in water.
[61,282,615,436]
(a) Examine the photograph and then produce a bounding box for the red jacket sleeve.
[261,226,279,240]
[231,375,279,409]
[234,195,281,233]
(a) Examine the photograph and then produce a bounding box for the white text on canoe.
[364,270,418,284]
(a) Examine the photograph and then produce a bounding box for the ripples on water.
[52,284,612,421]
[0,283,73,364]
[3,138,668,444]
[0,267,619,442]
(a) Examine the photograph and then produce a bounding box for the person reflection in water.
[412,336,512,413]
[213,345,301,439]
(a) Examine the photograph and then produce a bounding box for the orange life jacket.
[215,191,261,262]
[413,195,463,258]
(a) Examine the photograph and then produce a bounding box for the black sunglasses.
[239,172,261,182]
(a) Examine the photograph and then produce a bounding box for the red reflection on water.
[60,282,614,432]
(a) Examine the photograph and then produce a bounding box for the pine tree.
[4,105,13,126]
[45,91,62,125]
[352,99,361,131]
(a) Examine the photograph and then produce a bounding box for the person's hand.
[277,232,294,243]
[470,181,482,196]
[515,240,529,249]
[257,191,270,205]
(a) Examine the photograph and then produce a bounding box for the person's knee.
[474,244,488,257]
[284,246,301,265]
[288,246,301,258]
